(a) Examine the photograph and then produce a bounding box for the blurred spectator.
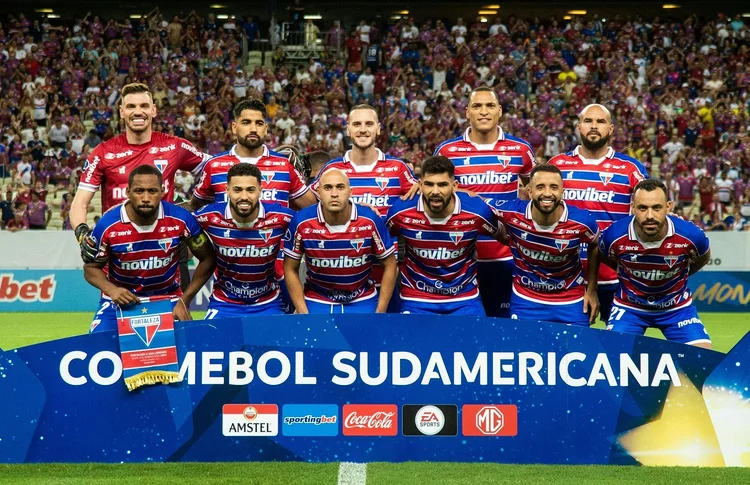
[25,190,51,229]
[0,190,13,229]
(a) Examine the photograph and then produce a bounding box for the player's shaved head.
[319,168,350,188]
[579,104,612,124]
[318,169,351,216]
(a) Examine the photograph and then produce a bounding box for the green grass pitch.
[0,312,747,483]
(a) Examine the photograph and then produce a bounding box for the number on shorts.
[96,301,111,315]
[205,309,219,320]
[609,307,626,322]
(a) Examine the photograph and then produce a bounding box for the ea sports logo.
[415,405,444,435]
[243,406,258,421]
[476,406,504,435]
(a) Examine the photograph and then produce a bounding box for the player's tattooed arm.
[689,249,711,275]
[83,262,140,306]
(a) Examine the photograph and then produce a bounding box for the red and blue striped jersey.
[193,144,309,206]
[433,127,536,262]
[91,201,202,298]
[548,146,648,284]
[598,215,709,312]
[283,203,396,304]
[193,201,294,306]
[310,149,417,215]
[386,192,501,304]
[494,199,599,304]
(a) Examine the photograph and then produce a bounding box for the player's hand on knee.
[108,287,139,306]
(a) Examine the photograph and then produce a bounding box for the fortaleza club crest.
[449,232,464,245]
[599,172,613,185]
[350,238,365,252]
[555,239,569,251]
[261,172,274,183]
[496,155,511,168]
[664,256,679,268]
[158,239,173,252]
[259,229,273,243]
[129,313,162,346]
[375,177,389,190]
[153,159,168,173]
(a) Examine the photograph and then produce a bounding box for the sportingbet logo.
[120,254,174,271]
[519,246,566,263]
[308,255,368,268]
[413,247,465,259]
[351,193,390,206]
[218,245,275,258]
[0,274,56,303]
[458,172,514,186]
[563,187,615,203]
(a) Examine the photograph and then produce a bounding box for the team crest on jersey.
[119,166,126,174]
[497,155,511,167]
[664,256,679,267]
[158,238,173,252]
[599,172,613,186]
[154,159,168,173]
[630,254,638,262]
[415,231,423,239]
[261,172,274,183]
[350,238,365,252]
[449,232,464,245]
[520,231,528,240]
[566,171,574,180]
[224,229,232,238]
[555,239,569,251]
[259,229,273,242]
[375,177,389,190]
[126,243,133,252]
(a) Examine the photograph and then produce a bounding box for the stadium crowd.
[1,8,750,231]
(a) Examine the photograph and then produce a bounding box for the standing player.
[283,169,397,314]
[386,156,503,315]
[189,98,316,210]
[193,163,295,318]
[598,180,712,348]
[84,165,216,333]
[434,86,536,317]
[548,104,648,322]
[72,83,210,262]
[495,165,600,326]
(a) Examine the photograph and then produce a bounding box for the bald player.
[284,169,398,314]
[548,103,648,322]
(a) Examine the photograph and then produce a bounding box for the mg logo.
[476,406,504,435]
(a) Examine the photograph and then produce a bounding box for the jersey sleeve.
[288,163,310,200]
[519,141,537,178]
[371,214,397,259]
[580,210,600,244]
[177,139,211,175]
[475,199,502,238]
[399,163,418,192]
[283,214,304,260]
[385,200,403,235]
[78,145,105,192]
[628,162,649,189]
[598,225,617,259]
[689,223,710,257]
[181,209,203,239]
[192,164,215,202]
[90,219,111,261]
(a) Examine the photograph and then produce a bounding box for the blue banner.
[0,315,748,466]
[0,270,100,312]
[690,272,750,312]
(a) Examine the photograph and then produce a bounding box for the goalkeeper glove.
[75,223,98,264]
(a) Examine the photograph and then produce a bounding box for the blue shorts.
[205,295,284,319]
[477,260,514,318]
[400,297,486,316]
[510,292,590,327]
[597,283,618,323]
[305,295,378,314]
[89,297,178,334]
[606,302,712,345]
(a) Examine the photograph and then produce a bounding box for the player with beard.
[190,98,316,313]
[284,169,398,314]
[193,163,295,318]
[84,165,216,333]
[547,104,648,323]
[73,83,210,266]
[386,156,504,315]
[433,87,537,318]
[599,180,712,347]
[492,164,601,326]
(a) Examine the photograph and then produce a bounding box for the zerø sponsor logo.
[0,274,56,303]
[342,404,398,436]
[415,405,445,436]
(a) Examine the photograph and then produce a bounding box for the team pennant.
[116,296,181,391]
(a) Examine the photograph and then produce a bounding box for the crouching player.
[283,169,398,313]
[84,165,216,332]
[193,163,295,318]
[598,179,712,348]
[495,164,601,326]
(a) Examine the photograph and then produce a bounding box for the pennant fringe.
[125,370,182,392]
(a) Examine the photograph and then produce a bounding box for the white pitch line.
[337,462,367,485]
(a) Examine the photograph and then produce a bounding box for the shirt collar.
[463,126,504,150]
[342,148,385,172]
[573,145,615,164]
[120,201,164,224]
[317,200,358,224]
[230,143,269,163]
[628,215,675,242]
[525,199,569,223]
[225,200,266,226]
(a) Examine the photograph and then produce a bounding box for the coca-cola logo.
[342,404,398,436]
